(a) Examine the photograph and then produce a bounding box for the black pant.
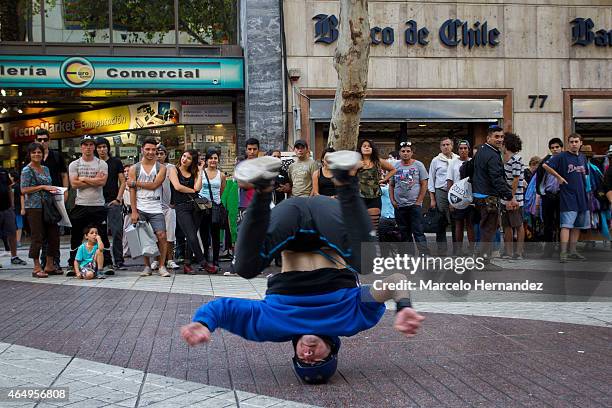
[68,205,111,266]
[395,205,429,255]
[175,202,205,266]
[542,194,560,244]
[200,212,221,265]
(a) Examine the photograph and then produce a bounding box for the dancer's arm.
[187,298,268,343]
[232,189,273,278]
[335,176,374,274]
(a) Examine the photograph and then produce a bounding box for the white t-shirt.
[447,157,470,185]
[68,157,108,206]
[136,162,163,214]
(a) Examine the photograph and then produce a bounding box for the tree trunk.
[327,0,370,151]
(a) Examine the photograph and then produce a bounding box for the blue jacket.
[192,287,386,342]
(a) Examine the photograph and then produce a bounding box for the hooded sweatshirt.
[428,152,459,192]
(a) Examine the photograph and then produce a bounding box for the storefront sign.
[313,15,500,48]
[8,101,180,142]
[571,18,612,47]
[180,103,233,124]
[0,56,244,89]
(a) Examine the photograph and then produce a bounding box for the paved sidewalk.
[0,342,315,408]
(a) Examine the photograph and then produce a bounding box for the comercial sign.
[8,101,180,142]
[0,56,244,89]
[313,15,500,48]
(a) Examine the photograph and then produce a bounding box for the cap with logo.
[291,336,340,384]
[294,139,308,148]
[156,144,168,153]
[80,135,96,145]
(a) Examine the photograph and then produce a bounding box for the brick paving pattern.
[0,281,610,407]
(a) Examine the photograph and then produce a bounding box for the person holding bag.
[199,149,226,274]
[20,142,61,278]
[168,149,209,275]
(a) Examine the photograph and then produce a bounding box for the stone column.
[243,0,285,154]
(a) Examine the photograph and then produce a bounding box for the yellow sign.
[8,101,180,143]
[9,105,130,142]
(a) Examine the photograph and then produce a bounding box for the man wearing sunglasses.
[182,152,424,384]
[35,129,69,272]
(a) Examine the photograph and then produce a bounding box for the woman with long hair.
[199,149,226,273]
[167,149,207,275]
[356,139,396,231]
[311,147,336,197]
[20,142,61,278]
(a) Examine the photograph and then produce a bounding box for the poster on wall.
[181,103,233,124]
[129,102,180,128]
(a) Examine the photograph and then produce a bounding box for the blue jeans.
[395,205,429,255]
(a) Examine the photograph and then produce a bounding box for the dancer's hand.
[181,322,212,346]
[394,308,425,338]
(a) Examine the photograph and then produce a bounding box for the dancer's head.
[292,335,340,384]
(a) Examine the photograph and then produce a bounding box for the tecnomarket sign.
[0,56,244,90]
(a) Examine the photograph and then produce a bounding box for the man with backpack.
[535,138,564,257]
[471,126,515,267]
[127,137,171,277]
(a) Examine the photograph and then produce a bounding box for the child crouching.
[74,226,105,280]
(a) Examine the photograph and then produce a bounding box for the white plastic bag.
[448,178,473,210]
[125,222,159,258]
[51,187,72,227]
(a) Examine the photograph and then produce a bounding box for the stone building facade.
[283,0,612,162]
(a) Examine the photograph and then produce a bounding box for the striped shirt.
[501,153,524,206]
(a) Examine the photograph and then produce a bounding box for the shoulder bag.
[203,170,227,226]
[30,166,62,224]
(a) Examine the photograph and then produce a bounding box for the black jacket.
[472,143,512,200]
[534,154,552,196]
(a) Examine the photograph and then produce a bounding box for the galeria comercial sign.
[0,56,244,90]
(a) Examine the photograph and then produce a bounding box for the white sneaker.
[150,261,159,270]
[326,151,361,170]
[234,156,281,185]
[158,266,171,277]
[167,260,179,269]
[140,266,153,277]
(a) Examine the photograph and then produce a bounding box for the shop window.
[187,124,236,174]
[178,0,236,45]
[0,0,43,42]
[45,0,110,43]
[113,0,175,44]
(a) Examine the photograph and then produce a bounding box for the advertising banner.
[8,101,180,143]
[0,56,244,90]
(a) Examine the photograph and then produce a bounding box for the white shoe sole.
[234,156,282,184]
[326,151,361,170]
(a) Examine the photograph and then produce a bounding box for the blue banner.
[0,56,244,90]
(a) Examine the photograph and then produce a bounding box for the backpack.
[459,159,474,182]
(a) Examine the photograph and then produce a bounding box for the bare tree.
[327,0,370,151]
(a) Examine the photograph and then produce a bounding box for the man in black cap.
[287,139,319,197]
[95,137,127,271]
[67,135,110,275]
[36,129,69,272]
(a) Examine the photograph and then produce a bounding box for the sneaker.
[140,266,153,276]
[96,274,106,280]
[219,250,233,260]
[11,256,27,265]
[223,271,235,276]
[204,263,218,274]
[158,266,171,277]
[234,156,281,186]
[513,254,524,261]
[559,252,568,263]
[103,266,115,276]
[499,253,512,260]
[113,263,127,271]
[326,151,361,171]
[167,260,180,269]
[150,261,159,270]
[65,269,76,277]
[568,252,586,261]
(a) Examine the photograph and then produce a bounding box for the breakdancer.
[181,151,424,384]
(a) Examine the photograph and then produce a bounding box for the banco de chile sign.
[0,56,244,90]
[313,15,500,48]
